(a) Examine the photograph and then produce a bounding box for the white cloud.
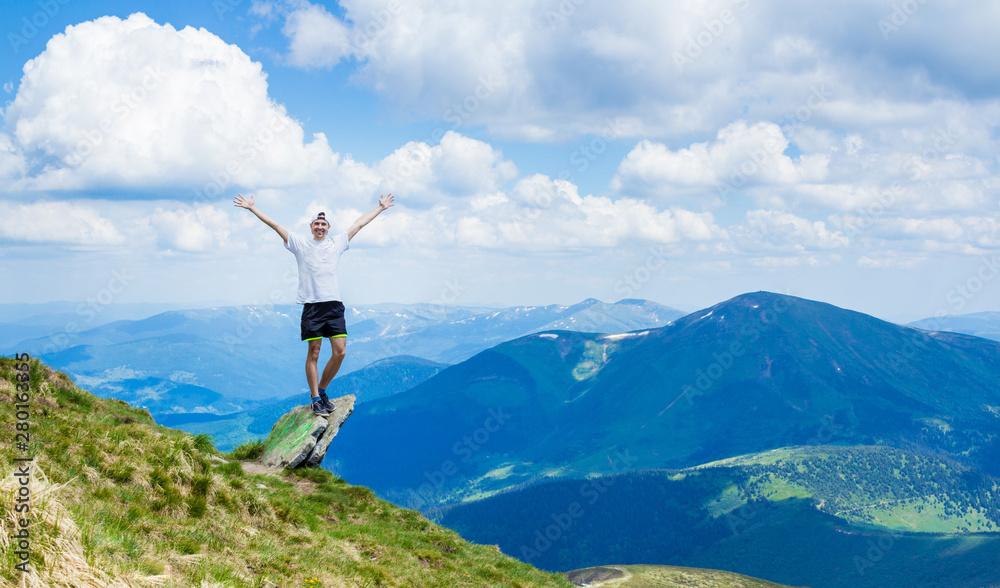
[857,254,927,269]
[793,184,907,212]
[0,133,26,181]
[0,201,125,246]
[612,121,828,204]
[750,256,819,269]
[277,171,725,252]
[735,210,848,252]
[831,214,1000,250]
[494,174,725,249]
[249,1,277,19]
[282,1,352,69]
[3,13,339,193]
[373,131,518,207]
[149,206,234,253]
[609,111,998,217]
[254,0,1000,142]
[890,218,966,241]
[455,216,500,248]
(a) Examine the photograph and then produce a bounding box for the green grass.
[227,438,267,461]
[178,412,256,453]
[685,445,1000,534]
[711,445,1000,534]
[0,357,575,588]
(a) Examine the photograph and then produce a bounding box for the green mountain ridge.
[440,445,1000,587]
[692,445,1000,533]
[324,292,1000,508]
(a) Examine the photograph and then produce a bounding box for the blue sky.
[1,0,998,322]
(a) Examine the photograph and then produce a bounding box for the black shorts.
[301,301,347,341]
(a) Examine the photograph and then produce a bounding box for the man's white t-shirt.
[284,232,350,304]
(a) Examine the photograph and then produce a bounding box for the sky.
[0,0,998,323]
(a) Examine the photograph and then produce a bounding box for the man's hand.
[349,194,396,241]
[234,193,255,210]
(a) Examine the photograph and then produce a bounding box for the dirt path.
[239,461,317,494]
[240,461,283,476]
[570,566,633,587]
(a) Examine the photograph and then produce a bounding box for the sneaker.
[320,394,336,412]
[311,398,330,417]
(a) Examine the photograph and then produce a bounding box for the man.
[234,192,395,416]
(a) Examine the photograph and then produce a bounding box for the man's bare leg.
[319,336,347,390]
[306,338,323,399]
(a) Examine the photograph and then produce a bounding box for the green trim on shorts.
[304,337,323,341]
[331,334,347,338]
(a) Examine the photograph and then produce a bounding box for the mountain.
[77,375,252,416]
[0,356,575,587]
[3,298,682,414]
[406,298,685,364]
[909,311,1000,343]
[440,446,1000,586]
[0,321,61,349]
[323,291,1000,508]
[0,301,191,348]
[0,301,189,326]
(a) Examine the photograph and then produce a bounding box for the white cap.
[310,212,328,224]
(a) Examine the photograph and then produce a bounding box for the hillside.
[324,292,1000,507]
[0,356,573,588]
[441,447,1000,587]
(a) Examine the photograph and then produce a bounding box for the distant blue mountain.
[0,322,60,349]
[908,311,1000,342]
[73,374,259,416]
[2,298,682,417]
[0,301,190,329]
[0,302,191,349]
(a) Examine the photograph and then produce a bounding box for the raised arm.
[234,193,290,244]
[347,193,394,241]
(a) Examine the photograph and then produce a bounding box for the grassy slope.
[0,357,573,588]
[694,445,1000,533]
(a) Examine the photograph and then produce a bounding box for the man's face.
[310,220,329,240]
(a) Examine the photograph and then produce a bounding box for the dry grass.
[0,466,141,587]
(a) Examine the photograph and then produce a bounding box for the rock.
[306,394,355,467]
[257,395,356,469]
